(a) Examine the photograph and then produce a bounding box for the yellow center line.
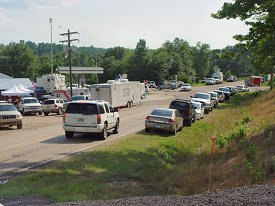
[0,135,54,151]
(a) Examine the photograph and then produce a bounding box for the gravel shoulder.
[1,184,274,206]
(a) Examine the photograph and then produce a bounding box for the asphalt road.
[0,81,268,182]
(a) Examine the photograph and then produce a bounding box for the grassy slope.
[0,90,274,202]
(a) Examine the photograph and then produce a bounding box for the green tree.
[212,0,275,90]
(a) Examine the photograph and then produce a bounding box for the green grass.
[191,82,205,87]
[0,89,274,202]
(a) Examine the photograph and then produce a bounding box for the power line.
[60,29,79,97]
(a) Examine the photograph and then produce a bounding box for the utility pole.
[60,29,79,97]
[49,18,53,74]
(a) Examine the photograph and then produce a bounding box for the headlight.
[16,114,22,118]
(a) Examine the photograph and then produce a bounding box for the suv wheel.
[44,112,49,116]
[17,123,22,129]
[39,112,42,115]
[145,128,150,132]
[22,109,26,116]
[192,116,196,123]
[100,123,108,140]
[186,119,192,127]
[113,119,119,134]
[57,108,62,115]
[65,131,74,138]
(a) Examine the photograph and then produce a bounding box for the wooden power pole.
[60,30,79,97]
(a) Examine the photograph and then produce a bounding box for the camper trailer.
[36,74,66,94]
[90,79,141,108]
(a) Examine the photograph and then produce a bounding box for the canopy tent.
[17,84,34,93]
[1,85,31,96]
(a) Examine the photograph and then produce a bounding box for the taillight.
[54,104,58,107]
[168,118,174,123]
[63,113,66,123]
[188,110,191,116]
[97,115,101,124]
[146,116,149,120]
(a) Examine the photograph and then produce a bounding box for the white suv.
[42,99,64,116]
[62,100,120,140]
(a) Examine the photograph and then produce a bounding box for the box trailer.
[212,72,223,84]
[90,79,141,108]
[248,76,261,87]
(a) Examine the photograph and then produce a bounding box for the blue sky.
[0,0,248,49]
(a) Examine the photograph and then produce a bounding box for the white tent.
[17,84,34,93]
[1,85,31,96]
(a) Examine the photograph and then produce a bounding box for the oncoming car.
[180,83,191,91]
[0,102,22,129]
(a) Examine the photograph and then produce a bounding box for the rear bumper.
[145,120,174,132]
[62,123,104,133]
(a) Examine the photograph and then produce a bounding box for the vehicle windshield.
[209,93,217,97]
[43,100,54,105]
[66,103,98,115]
[219,88,229,92]
[237,86,243,88]
[151,109,173,117]
[193,93,210,100]
[23,98,39,103]
[0,104,17,111]
[192,102,200,109]
[69,96,85,101]
[182,84,190,86]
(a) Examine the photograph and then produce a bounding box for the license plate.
[155,124,161,128]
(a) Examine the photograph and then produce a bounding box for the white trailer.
[54,87,90,101]
[90,79,141,108]
[36,74,66,93]
[212,72,223,84]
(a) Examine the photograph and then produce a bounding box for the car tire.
[17,123,22,129]
[205,109,209,114]
[44,112,49,116]
[192,116,196,123]
[145,128,150,132]
[39,112,42,115]
[22,109,26,116]
[186,120,192,127]
[57,108,62,115]
[113,119,119,134]
[126,101,130,108]
[65,131,74,139]
[100,123,108,140]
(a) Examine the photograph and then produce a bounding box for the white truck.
[54,87,90,101]
[212,72,223,84]
[36,74,66,94]
[90,79,141,108]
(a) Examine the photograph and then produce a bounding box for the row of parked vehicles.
[144,85,249,135]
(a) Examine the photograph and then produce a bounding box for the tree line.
[0,38,258,85]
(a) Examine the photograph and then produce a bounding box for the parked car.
[206,78,215,85]
[169,99,196,126]
[236,85,249,92]
[63,95,92,111]
[18,97,43,116]
[0,102,22,129]
[191,101,204,120]
[63,100,120,139]
[180,83,192,91]
[214,90,225,103]
[147,81,156,88]
[191,93,214,114]
[201,78,207,83]
[218,87,231,100]
[225,86,237,95]
[145,108,183,134]
[42,99,64,116]
[156,83,177,90]
[207,92,219,108]
[227,76,235,82]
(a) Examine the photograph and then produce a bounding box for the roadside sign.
[58,67,104,74]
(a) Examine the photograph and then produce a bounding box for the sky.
[0,0,249,50]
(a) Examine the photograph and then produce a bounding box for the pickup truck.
[191,93,214,114]
[18,97,43,116]
[157,83,177,90]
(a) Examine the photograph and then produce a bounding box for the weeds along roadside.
[0,89,274,202]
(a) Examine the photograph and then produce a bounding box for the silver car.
[145,108,183,135]
[0,102,22,129]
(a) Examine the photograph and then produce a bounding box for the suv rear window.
[66,103,98,115]
[43,100,54,104]
[170,101,189,110]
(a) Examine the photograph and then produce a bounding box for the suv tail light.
[54,104,58,107]
[168,118,174,123]
[188,110,191,116]
[63,113,66,123]
[146,116,149,120]
[97,115,101,124]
